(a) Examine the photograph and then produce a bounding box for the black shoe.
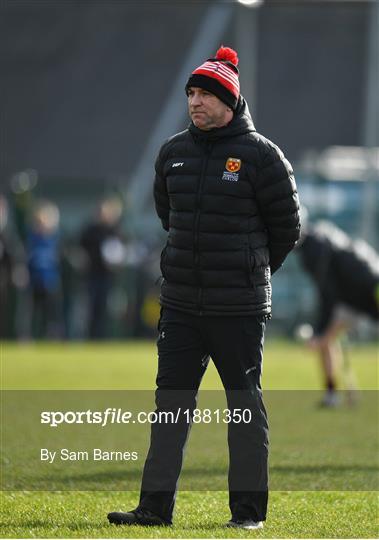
[107,508,171,526]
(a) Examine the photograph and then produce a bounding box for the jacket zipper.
[194,141,211,315]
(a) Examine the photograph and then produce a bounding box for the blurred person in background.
[26,200,62,339]
[0,194,13,338]
[80,196,124,340]
[296,218,379,407]
[108,46,300,530]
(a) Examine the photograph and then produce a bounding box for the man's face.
[187,87,232,130]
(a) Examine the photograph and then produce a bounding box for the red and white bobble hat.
[185,46,240,110]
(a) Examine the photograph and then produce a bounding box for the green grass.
[1,339,378,390]
[1,491,378,538]
[1,340,378,538]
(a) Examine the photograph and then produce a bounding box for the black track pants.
[138,307,269,523]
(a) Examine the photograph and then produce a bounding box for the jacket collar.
[188,96,256,142]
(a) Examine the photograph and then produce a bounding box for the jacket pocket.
[160,245,168,278]
[245,246,255,287]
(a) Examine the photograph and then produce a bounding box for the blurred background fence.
[1,0,378,340]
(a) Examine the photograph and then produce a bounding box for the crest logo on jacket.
[226,158,241,172]
[222,157,241,181]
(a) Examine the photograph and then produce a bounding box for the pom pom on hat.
[185,45,241,110]
[215,46,239,67]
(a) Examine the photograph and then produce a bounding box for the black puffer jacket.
[154,97,300,316]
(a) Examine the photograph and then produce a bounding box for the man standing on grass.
[108,46,300,530]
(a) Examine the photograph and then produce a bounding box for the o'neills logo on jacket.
[222,157,241,181]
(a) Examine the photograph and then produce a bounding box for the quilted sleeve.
[255,141,301,274]
[153,142,170,232]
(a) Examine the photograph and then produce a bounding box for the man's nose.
[190,93,202,107]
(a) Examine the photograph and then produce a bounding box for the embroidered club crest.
[225,158,241,173]
[222,157,241,181]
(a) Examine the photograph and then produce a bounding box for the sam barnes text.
[40,448,139,463]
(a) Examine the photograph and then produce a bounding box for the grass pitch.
[1,339,378,538]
